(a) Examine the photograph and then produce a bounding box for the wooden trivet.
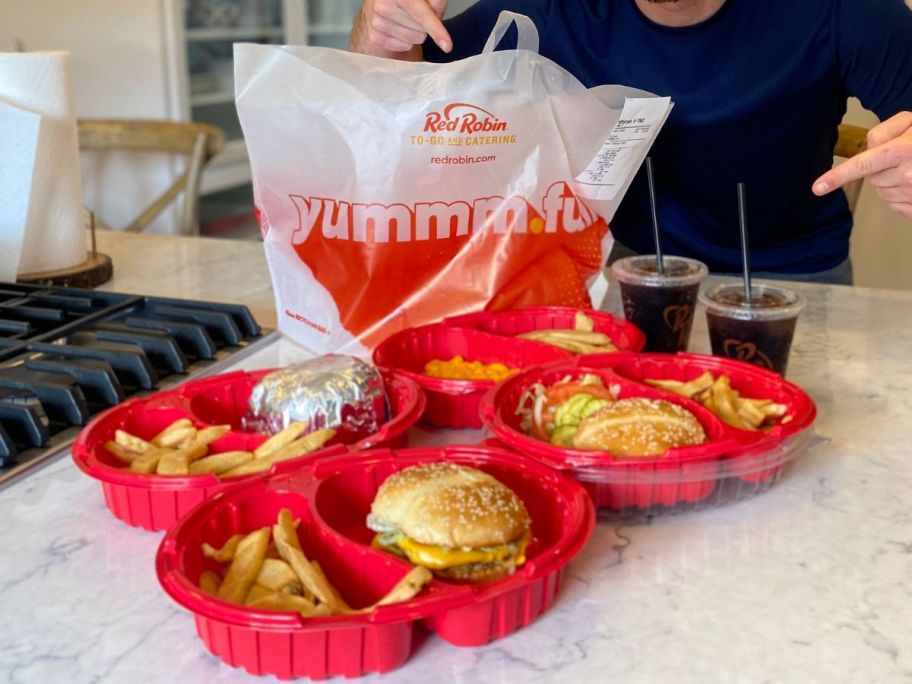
[17,212,113,289]
[17,251,113,288]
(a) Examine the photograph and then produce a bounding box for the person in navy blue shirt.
[350,0,912,284]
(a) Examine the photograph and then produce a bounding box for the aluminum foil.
[243,355,388,441]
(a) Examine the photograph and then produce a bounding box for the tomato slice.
[544,381,614,406]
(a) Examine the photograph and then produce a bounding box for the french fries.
[152,419,195,448]
[645,372,789,431]
[202,534,243,563]
[647,373,714,398]
[254,421,309,459]
[198,508,433,619]
[190,425,232,447]
[217,528,272,603]
[161,443,209,475]
[115,421,228,476]
[256,558,304,594]
[244,583,277,606]
[516,310,618,354]
[103,419,335,479]
[128,449,162,474]
[574,310,595,333]
[156,449,192,476]
[104,441,140,465]
[274,509,303,553]
[198,570,221,596]
[189,451,254,476]
[115,429,153,454]
[372,567,434,608]
[272,508,349,612]
[247,593,332,617]
[221,428,336,478]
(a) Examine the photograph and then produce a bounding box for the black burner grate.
[0,282,268,485]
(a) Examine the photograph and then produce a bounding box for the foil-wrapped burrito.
[243,355,388,442]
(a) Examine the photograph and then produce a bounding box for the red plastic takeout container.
[445,306,647,353]
[372,323,571,429]
[604,353,817,487]
[373,308,645,430]
[71,368,426,532]
[156,445,595,680]
[481,352,817,514]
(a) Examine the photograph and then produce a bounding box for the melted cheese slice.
[392,531,531,570]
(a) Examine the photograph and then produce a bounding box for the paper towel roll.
[0,51,86,274]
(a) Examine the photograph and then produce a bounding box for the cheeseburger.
[571,397,707,456]
[367,463,532,582]
[518,375,707,456]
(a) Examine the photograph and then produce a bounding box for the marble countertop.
[3,232,912,683]
[94,231,279,328]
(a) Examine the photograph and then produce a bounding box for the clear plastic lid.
[611,255,709,287]
[480,352,820,516]
[699,283,807,321]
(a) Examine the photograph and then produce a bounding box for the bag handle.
[482,11,540,54]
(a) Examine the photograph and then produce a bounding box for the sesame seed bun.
[370,463,530,549]
[571,398,706,456]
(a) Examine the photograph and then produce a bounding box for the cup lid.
[610,255,708,287]
[698,282,807,320]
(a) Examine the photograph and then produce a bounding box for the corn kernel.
[423,356,519,382]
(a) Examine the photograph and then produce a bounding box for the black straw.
[646,158,664,274]
[737,183,752,303]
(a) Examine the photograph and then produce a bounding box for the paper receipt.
[575,97,672,202]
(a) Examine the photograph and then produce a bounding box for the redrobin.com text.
[431,154,497,165]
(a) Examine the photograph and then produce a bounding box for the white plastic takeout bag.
[236,12,672,354]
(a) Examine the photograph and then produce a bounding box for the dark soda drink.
[700,284,807,376]
[611,256,708,353]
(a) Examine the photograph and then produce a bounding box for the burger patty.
[371,530,530,572]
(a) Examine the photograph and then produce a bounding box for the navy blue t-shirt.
[425,0,912,273]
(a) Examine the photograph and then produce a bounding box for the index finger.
[402,0,452,53]
[813,145,897,195]
[867,111,912,148]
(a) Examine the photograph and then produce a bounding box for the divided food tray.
[373,307,645,429]
[444,306,647,351]
[155,445,595,680]
[72,369,426,531]
[481,352,818,514]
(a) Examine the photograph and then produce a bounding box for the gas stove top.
[0,282,274,488]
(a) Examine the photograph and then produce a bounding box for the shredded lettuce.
[515,382,546,433]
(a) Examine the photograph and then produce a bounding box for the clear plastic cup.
[699,283,807,376]
[611,255,709,353]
